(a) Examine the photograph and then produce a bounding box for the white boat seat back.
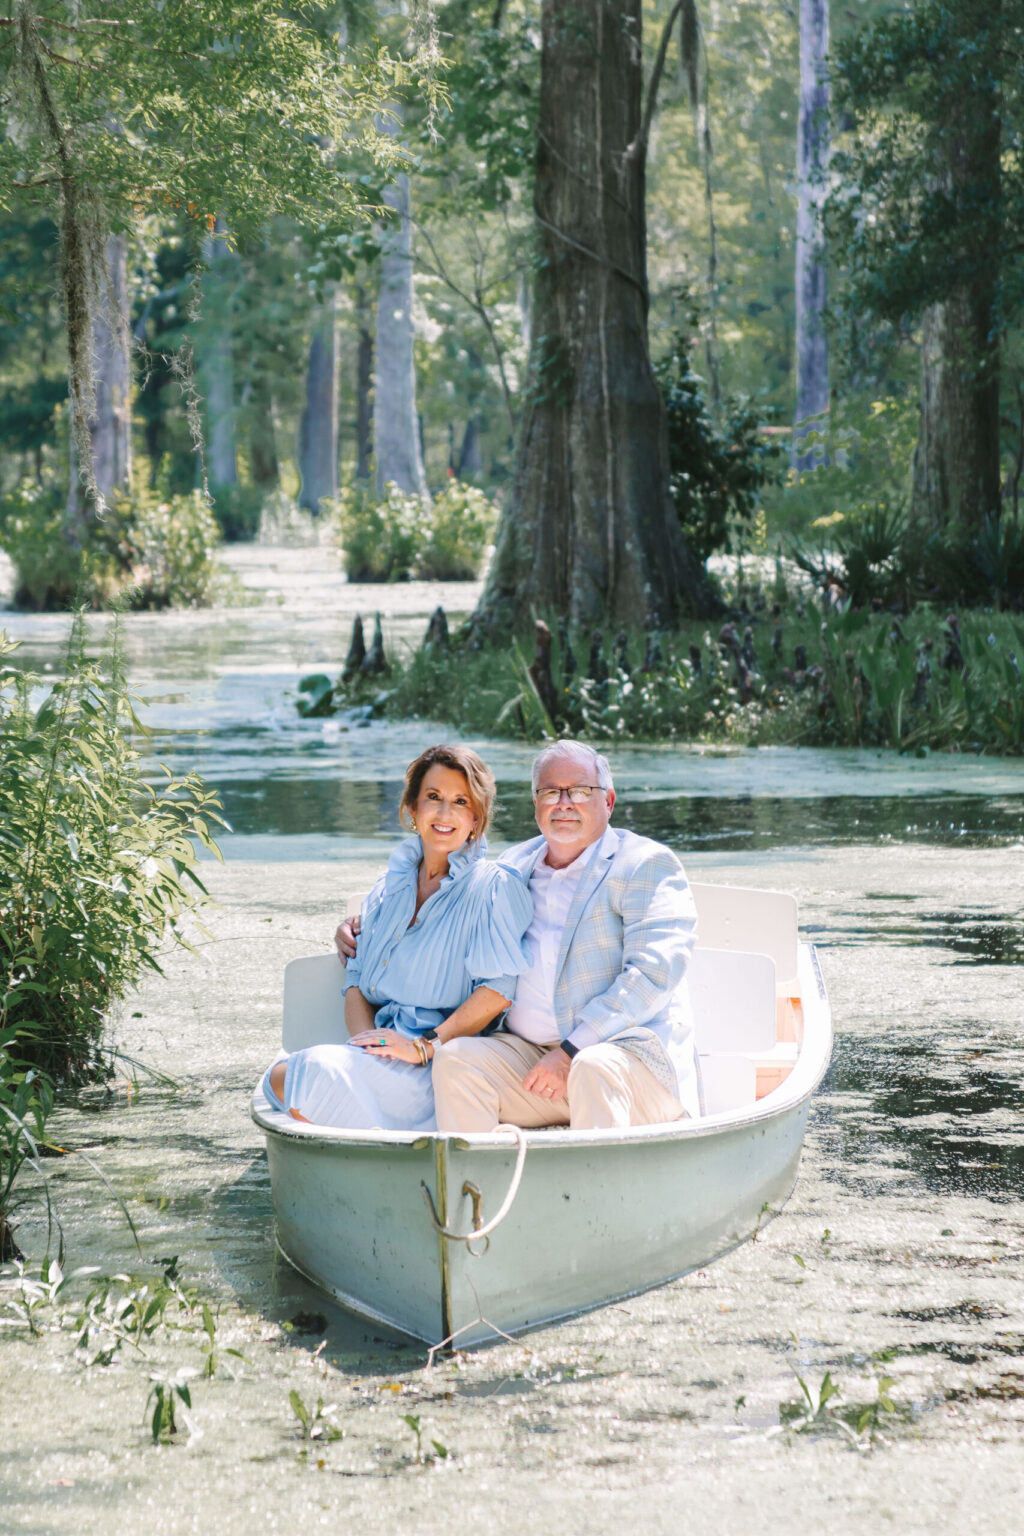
[282,953,349,1051]
[690,946,777,1054]
[700,1054,758,1115]
[690,882,799,993]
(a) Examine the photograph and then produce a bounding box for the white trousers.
[432,1033,683,1132]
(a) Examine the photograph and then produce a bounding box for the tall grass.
[0,619,224,1082]
[0,618,224,1256]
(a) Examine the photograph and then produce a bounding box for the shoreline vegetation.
[298,592,1024,758]
[0,618,223,1260]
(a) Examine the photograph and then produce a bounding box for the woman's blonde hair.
[399,744,496,837]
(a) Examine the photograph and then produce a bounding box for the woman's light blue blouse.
[344,836,533,1037]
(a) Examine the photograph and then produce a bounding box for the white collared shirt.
[505,827,616,1045]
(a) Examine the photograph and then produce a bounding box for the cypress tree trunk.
[66,234,132,536]
[374,113,429,499]
[298,290,339,513]
[200,217,238,492]
[910,97,1002,535]
[792,0,830,470]
[248,379,280,488]
[473,0,714,634]
[355,282,373,482]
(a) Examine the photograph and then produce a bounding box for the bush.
[208,482,264,543]
[0,481,96,610]
[0,478,226,611]
[654,304,782,566]
[0,620,224,1082]
[104,487,224,609]
[334,479,497,582]
[417,481,497,580]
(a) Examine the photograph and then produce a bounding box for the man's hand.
[334,912,361,961]
[522,1047,572,1100]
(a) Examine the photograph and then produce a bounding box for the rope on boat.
[420,1125,527,1257]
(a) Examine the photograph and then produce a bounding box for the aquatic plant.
[0,477,229,612]
[290,1391,343,1444]
[401,1412,449,1465]
[332,478,497,583]
[146,1369,197,1445]
[314,600,1024,757]
[777,1365,902,1447]
[0,621,225,1082]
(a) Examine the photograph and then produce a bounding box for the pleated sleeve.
[464,865,533,1001]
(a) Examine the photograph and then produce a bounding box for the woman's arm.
[434,985,509,1047]
[345,986,378,1037]
[349,984,509,1063]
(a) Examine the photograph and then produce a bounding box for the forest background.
[0,0,1023,756]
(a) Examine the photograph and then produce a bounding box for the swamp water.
[1,546,1023,1535]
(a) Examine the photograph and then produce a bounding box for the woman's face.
[412,764,478,859]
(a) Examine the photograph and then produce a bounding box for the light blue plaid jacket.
[499,827,699,1114]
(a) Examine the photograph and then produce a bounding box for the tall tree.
[473,0,716,634]
[0,0,412,522]
[199,219,239,494]
[830,0,1011,535]
[792,0,830,470]
[298,291,340,513]
[66,234,132,539]
[374,113,429,499]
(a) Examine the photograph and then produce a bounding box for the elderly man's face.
[533,751,615,868]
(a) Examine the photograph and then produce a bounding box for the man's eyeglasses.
[534,784,604,806]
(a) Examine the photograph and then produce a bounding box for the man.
[337,741,699,1131]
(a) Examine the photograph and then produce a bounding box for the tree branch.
[626,0,686,164]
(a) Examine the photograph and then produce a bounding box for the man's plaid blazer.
[499,826,699,1115]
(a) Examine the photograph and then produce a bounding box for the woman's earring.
[411,817,417,832]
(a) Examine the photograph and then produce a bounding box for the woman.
[262,744,532,1130]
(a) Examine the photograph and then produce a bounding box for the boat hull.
[261,1097,810,1348]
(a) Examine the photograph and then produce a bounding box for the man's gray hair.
[531,740,614,794]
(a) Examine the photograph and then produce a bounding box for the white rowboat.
[251,882,832,1348]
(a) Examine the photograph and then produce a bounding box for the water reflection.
[819,1038,1024,1202]
[207,778,1024,854]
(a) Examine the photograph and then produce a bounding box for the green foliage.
[763,395,919,541]
[0,481,84,610]
[401,1411,449,1465]
[335,482,427,582]
[792,503,1024,614]
[333,479,497,582]
[146,1370,196,1445]
[0,623,224,1081]
[654,306,782,566]
[0,1030,54,1263]
[417,481,498,580]
[829,0,1016,325]
[343,600,1024,757]
[778,1365,902,1446]
[0,477,227,610]
[290,1391,343,1445]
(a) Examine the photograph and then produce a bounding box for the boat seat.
[690,946,777,1055]
[699,1054,757,1115]
[282,952,349,1052]
[690,882,800,996]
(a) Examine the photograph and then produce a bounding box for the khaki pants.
[432,1033,683,1132]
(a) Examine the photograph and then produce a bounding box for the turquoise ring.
[378,1036,387,1045]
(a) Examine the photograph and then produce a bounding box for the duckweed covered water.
[2,553,1023,1534]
